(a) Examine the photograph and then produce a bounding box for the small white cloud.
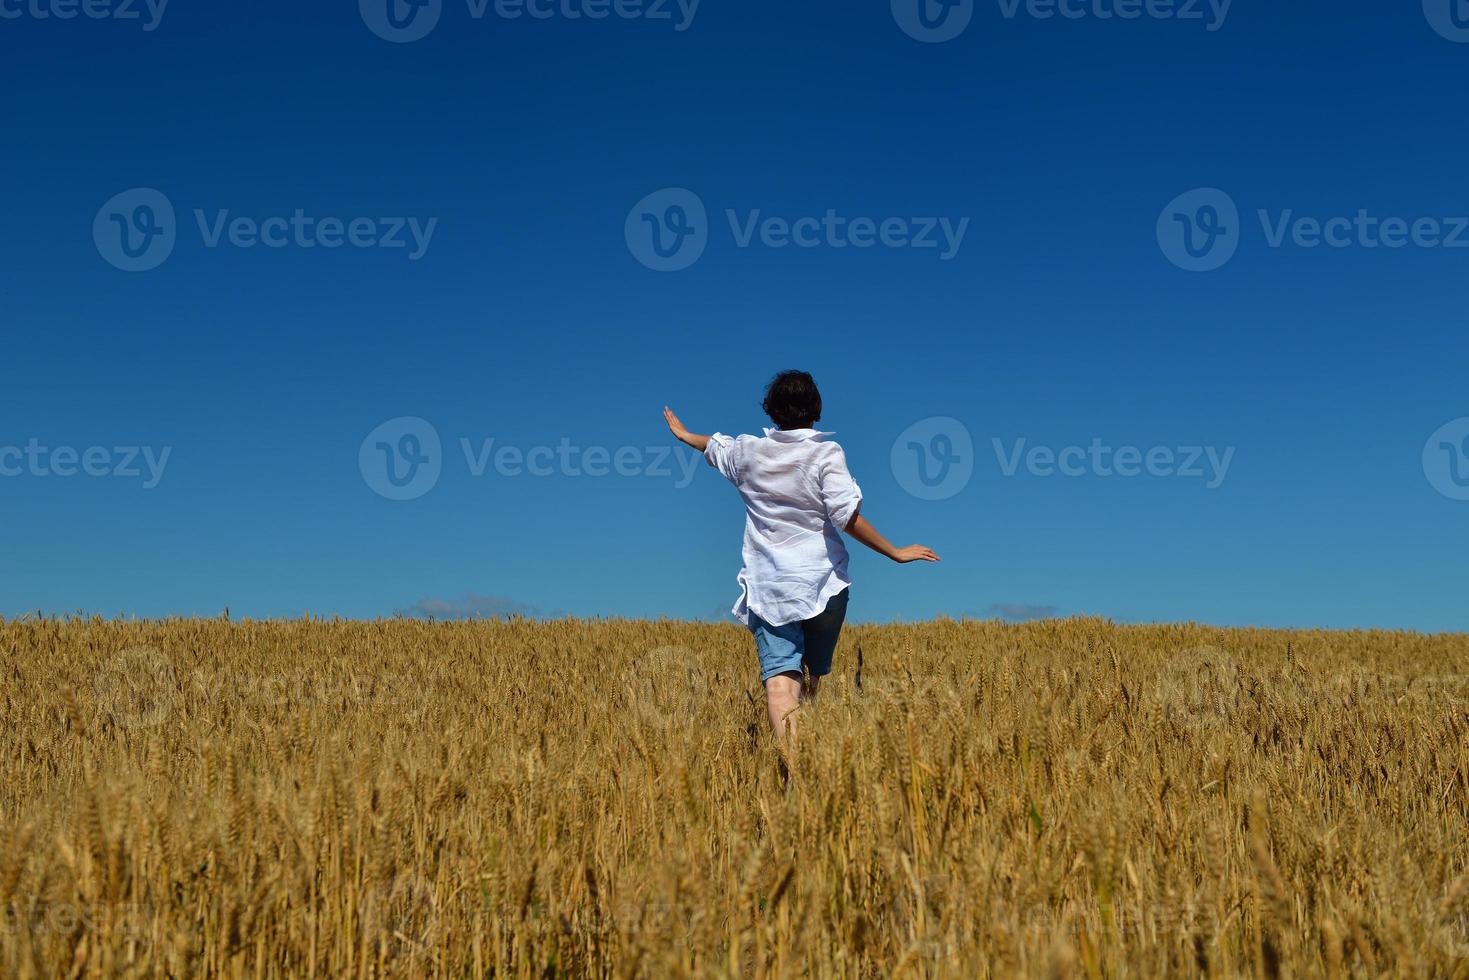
[989,603,1062,623]
[401,593,553,621]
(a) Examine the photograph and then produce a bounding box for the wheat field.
[0,616,1466,978]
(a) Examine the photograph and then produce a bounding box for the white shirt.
[704,428,863,628]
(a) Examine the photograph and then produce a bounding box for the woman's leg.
[764,673,802,738]
[800,588,850,704]
[750,614,807,739]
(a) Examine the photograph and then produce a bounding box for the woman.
[664,370,940,739]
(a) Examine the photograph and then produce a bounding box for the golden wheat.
[0,615,1465,977]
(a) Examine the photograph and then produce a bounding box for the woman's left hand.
[663,406,689,440]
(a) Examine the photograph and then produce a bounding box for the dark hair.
[762,370,823,430]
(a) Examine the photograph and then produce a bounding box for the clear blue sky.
[3,2,1466,630]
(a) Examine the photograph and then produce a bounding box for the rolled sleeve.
[820,445,863,530]
[704,432,740,483]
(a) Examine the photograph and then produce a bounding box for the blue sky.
[2,1,1467,630]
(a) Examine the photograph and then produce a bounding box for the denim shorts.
[748,588,850,683]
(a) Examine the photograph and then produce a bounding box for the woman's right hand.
[893,545,940,563]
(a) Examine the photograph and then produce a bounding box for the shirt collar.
[763,427,833,443]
